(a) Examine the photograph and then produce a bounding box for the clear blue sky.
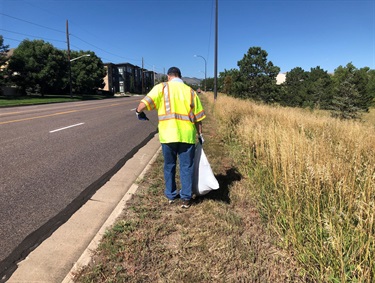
[1,0,374,78]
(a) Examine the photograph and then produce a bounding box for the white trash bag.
[193,143,220,196]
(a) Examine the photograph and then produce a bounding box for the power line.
[21,0,126,56]
[3,37,23,43]
[0,12,160,70]
[0,13,65,34]
[69,33,140,63]
[0,28,66,44]
[0,12,137,64]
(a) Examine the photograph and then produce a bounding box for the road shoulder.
[6,134,161,283]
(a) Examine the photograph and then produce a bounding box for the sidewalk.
[6,134,161,283]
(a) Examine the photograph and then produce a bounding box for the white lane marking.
[49,123,85,133]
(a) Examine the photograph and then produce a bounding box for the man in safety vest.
[135,67,206,208]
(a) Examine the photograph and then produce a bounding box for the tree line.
[0,36,106,96]
[202,47,375,119]
[2,37,374,118]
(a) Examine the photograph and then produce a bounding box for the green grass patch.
[0,94,117,107]
[0,97,79,107]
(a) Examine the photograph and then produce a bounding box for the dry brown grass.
[74,92,375,283]
[210,93,375,282]
[363,107,375,127]
[73,93,304,283]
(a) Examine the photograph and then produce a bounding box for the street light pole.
[194,55,207,92]
[70,54,90,62]
[69,54,90,97]
[214,0,218,100]
[66,20,72,98]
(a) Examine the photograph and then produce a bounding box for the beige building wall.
[102,65,110,91]
[1,48,15,70]
[276,73,286,85]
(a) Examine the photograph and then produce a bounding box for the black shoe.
[181,200,191,209]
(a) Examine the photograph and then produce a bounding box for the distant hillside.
[154,73,202,86]
[182,77,202,86]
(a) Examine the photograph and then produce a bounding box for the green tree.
[222,73,233,95]
[353,66,374,110]
[237,47,280,103]
[7,39,68,95]
[366,69,375,107]
[306,66,333,109]
[0,35,10,88]
[283,67,308,107]
[332,63,374,115]
[219,68,242,97]
[330,63,374,119]
[331,72,362,119]
[201,77,215,92]
[69,50,106,95]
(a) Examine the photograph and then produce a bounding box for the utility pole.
[153,65,155,86]
[214,0,218,100]
[66,20,72,98]
[142,57,144,94]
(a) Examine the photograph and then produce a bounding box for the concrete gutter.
[6,134,161,283]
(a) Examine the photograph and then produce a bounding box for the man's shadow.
[194,167,242,204]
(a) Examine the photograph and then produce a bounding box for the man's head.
[167,67,182,79]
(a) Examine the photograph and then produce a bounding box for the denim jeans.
[161,142,195,201]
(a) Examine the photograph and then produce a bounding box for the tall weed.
[207,93,375,282]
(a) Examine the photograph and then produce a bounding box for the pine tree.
[331,73,362,120]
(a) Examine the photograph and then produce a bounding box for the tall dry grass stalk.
[206,93,375,282]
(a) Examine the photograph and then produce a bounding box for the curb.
[62,146,161,283]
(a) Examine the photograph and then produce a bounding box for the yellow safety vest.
[141,80,206,144]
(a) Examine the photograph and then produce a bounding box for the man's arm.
[195,121,204,144]
[135,101,148,120]
[195,121,202,135]
[136,102,147,113]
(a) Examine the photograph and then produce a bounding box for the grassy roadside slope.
[211,94,375,282]
[73,92,375,283]
[73,93,303,283]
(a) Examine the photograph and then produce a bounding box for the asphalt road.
[0,96,158,276]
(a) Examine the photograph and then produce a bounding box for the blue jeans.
[161,143,195,201]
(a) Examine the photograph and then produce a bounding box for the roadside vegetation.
[0,95,79,107]
[2,35,374,121]
[73,92,375,282]
[213,94,375,282]
[0,36,107,97]
[2,32,375,282]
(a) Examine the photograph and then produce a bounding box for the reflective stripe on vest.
[158,82,196,123]
[142,96,156,110]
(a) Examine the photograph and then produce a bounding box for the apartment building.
[2,47,156,96]
[102,62,155,95]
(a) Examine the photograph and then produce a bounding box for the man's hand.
[136,110,148,121]
[198,134,204,145]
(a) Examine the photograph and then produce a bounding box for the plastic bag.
[193,143,220,196]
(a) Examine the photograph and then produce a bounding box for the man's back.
[137,67,205,144]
